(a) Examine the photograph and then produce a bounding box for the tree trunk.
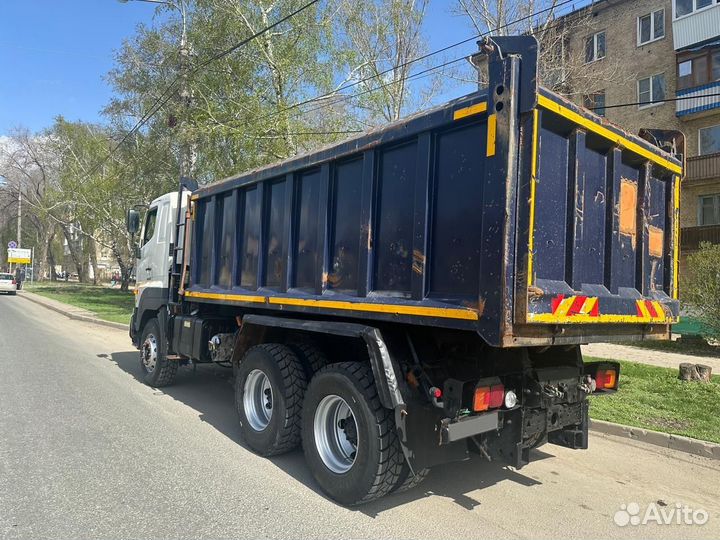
[47,232,58,281]
[111,239,133,292]
[696,364,713,382]
[60,224,87,283]
[679,363,712,382]
[88,236,99,285]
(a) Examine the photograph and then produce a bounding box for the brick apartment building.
[559,0,720,274]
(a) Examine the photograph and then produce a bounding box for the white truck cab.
[137,192,178,291]
[130,191,188,345]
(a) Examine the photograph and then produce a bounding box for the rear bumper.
[0,284,17,292]
[484,401,589,469]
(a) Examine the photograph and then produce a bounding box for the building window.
[675,0,715,18]
[638,74,666,107]
[638,9,665,45]
[699,125,720,155]
[677,47,720,90]
[583,91,606,116]
[698,194,720,226]
[585,31,606,63]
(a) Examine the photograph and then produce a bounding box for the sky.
[0,0,569,136]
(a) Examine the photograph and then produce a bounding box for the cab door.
[138,201,170,287]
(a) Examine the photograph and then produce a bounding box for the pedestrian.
[15,267,23,291]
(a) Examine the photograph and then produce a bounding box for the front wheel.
[140,318,178,387]
[302,362,404,506]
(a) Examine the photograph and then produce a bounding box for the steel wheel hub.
[141,333,158,373]
[314,395,358,474]
[244,369,273,431]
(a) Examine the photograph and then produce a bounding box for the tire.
[10,291,16,296]
[140,318,178,387]
[288,341,328,377]
[302,362,404,506]
[391,464,429,494]
[235,344,307,456]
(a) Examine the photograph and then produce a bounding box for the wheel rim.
[314,395,358,474]
[243,369,273,431]
[141,333,158,373]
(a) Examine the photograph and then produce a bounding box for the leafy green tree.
[682,242,720,339]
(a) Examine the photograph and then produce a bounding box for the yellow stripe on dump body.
[486,113,497,157]
[184,291,266,303]
[453,102,488,120]
[673,176,681,300]
[526,108,540,286]
[182,290,479,320]
[537,95,682,175]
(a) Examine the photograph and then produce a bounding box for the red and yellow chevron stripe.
[528,295,672,324]
[551,294,600,318]
[635,299,667,323]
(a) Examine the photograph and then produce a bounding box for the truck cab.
[129,191,187,348]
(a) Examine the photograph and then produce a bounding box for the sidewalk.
[582,342,720,372]
[17,290,128,331]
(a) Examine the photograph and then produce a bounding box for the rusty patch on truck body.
[618,179,637,247]
[412,249,425,274]
[648,226,664,258]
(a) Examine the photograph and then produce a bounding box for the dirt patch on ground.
[647,417,692,432]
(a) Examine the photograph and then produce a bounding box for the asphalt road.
[1,294,719,540]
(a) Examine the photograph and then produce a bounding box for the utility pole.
[118,0,192,179]
[177,3,195,181]
[17,190,21,248]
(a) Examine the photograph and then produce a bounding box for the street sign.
[7,241,17,249]
[7,248,31,264]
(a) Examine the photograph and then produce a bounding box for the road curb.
[19,291,129,331]
[590,419,720,460]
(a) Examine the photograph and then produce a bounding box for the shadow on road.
[107,350,547,516]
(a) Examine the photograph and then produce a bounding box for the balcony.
[686,152,720,183]
[681,224,720,251]
[672,3,720,50]
[676,80,720,117]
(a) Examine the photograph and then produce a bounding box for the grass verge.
[620,339,720,358]
[588,358,720,444]
[25,282,134,324]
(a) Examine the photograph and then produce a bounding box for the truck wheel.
[391,465,429,494]
[235,344,307,456]
[302,362,403,505]
[140,318,178,387]
[288,341,328,377]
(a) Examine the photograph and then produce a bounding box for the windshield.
[0,274,13,280]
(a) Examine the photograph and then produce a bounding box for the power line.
[78,0,322,182]
[591,92,720,111]
[210,0,580,130]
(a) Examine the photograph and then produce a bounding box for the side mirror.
[126,209,140,234]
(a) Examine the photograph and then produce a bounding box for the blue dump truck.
[126,37,683,505]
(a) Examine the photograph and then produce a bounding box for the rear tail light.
[584,361,620,392]
[473,384,505,412]
[11,279,16,285]
[596,368,617,390]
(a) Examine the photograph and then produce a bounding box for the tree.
[0,129,58,281]
[682,242,720,339]
[454,0,626,97]
[336,0,443,125]
[106,0,451,183]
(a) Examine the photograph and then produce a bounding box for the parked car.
[0,273,18,295]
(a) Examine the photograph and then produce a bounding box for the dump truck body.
[181,89,681,348]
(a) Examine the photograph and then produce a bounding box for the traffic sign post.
[8,248,31,264]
